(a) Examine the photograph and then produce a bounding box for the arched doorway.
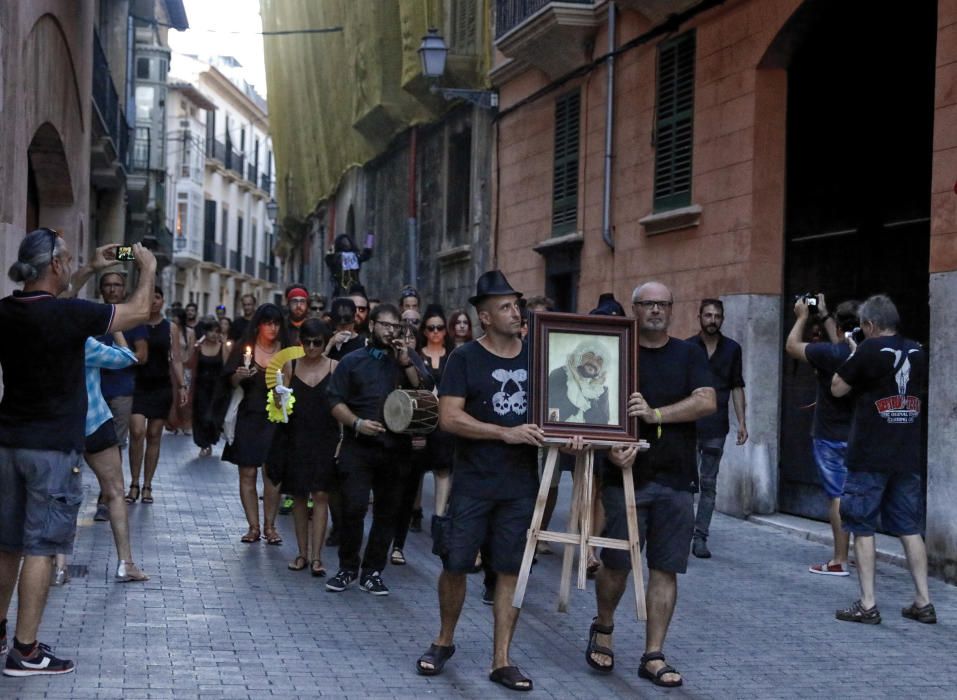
[26,122,74,232]
[775,0,937,518]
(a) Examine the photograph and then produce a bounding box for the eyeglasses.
[355,305,369,312]
[633,300,673,310]
[301,338,325,348]
[426,324,445,332]
[375,320,402,331]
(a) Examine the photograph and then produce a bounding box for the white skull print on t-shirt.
[491,368,528,417]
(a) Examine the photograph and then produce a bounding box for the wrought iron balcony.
[91,30,131,180]
[495,0,593,37]
[244,255,255,276]
[229,250,241,271]
[260,173,272,194]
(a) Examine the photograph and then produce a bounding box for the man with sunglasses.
[586,281,715,689]
[0,230,156,677]
[348,284,371,336]
[326,304,432,596]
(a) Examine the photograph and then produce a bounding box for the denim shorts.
[812,438,848,499]
[437,490,535,575]
[840,470,923,536]
[601,480,694,574]
[0,447,84,556]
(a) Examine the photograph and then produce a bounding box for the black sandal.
[287,556,307,571]
[416,643,455,676]
[311,560,326,578]
[585,617,614,673]
[489,665,533,692]
[638,651,682,687]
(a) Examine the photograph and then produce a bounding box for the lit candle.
[243,345,252,369]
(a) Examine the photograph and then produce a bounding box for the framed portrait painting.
[530,311,638,445]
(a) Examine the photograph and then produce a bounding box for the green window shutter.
[654,31,695,212]
[553,90,581,235]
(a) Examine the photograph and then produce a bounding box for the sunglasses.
[355,305,369,312]
[375,320,402,331]
[301,338,325,348]
[426,324,445,332]
[310,306,322,312]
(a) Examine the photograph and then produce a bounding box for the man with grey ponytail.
[0,229,156,677]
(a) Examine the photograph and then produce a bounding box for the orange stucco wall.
[494,0,954,331]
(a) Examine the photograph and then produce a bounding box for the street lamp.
[418,28,498,110]
[266,198,279,225]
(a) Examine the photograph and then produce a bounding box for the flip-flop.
[489,665,533,692]
[311,560,326,577]
[288,556,307,571]
[416,643,455,676]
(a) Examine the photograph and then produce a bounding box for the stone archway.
[26,122,74,236]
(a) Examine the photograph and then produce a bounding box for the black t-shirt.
[326,333,365,361]
[607,337,713,492]
[439,340,538,500]
[230,316,250,341]
[686,333,744,439]
[0,291,114,452]
[804,342,853,442]
[326,345,434,450]
[836,335,926,474]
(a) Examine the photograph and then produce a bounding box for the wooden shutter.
[552,90,581,235]
[654,31,695,212]
[451,0,478,55]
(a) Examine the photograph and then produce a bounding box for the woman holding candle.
[222,303,290,544]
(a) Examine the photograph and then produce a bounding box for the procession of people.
[0,229,935,690]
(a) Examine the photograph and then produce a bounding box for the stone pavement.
[5,432,957,699]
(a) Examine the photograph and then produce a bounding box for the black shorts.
[85,420,119,455]
[601,480,694,574]
[438,491,535,575]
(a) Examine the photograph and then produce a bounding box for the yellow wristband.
[654,408,662,439]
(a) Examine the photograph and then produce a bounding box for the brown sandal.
[241,527,261,543]
[310,560,326,577]
[288,555,307,571]
[141,486,154,504]
[263,526,283,545]
[125,485,140,504]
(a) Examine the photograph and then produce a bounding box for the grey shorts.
[601,480,694,574]
[0,447,84,556]
[107,395,134,448]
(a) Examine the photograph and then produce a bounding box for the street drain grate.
[66,564,89,578]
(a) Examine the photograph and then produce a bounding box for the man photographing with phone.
[0,232,155,677]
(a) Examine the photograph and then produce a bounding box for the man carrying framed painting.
[585,281,716,688]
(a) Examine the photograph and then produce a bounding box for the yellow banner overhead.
[260,0,490,221]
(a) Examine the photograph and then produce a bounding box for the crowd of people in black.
[0,228,934,692]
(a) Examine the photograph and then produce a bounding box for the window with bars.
[653,31,695,212]
[552,90,581,235]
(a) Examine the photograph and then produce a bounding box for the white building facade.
[166,54,279,317]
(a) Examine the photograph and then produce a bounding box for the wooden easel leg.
[558,451,585,612]
[513,447,559,609]
[577,450,594,590]
[621,465,647,621]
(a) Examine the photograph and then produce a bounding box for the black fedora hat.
[469,270,523,306]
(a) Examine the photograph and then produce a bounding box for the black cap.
[589,292,625,317]
[469,270,523,306]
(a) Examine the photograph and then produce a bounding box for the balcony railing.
[208,139,226,163]
[268,266,278,284]
[229,250,241,271]
[92,30,131,168]
[247,163,259,186]
[244,255,255,276]
[258,262,267,280]
[495,0,593,37]
[260,173,272,194]
[225,150,245,177]
[131,128,150,171]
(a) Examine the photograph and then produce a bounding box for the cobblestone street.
[5,432,957,699]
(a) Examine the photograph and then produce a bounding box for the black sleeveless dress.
[192,348,224,449]
[132,319,173,419]
[221,363,277,467]
[267,370,339,496]
[424,353,455,472]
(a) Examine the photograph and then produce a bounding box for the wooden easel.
[512,444,646,620]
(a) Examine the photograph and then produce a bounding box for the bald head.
[631,281,674,338]
[631,281,673,304]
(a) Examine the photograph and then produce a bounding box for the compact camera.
[795,293,819,314]
[845,327,865,343]
[116,246,135,261]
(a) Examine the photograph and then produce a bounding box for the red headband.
[286,288,308,301]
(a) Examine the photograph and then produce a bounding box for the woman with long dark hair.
[222,303,289,544]
[448,309,473,347]
[267,319,339,575]
[191,317,227,457]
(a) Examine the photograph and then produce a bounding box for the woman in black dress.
[191,318,227,457]
[267,319,339,575]
[222,304,289,544]
[128,287,187,504]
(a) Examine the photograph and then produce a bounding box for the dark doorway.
[779,0,937,519]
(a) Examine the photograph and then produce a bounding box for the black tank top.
[136,319,172,388]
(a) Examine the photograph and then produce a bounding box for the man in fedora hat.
[416,270,545,691]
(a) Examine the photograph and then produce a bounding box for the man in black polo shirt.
[586,281,715,688]
[831,294,934,625]
[416,271,545,692]
[0,231,155,677]
[686,298,747,559]
[230,293,256,341]
[325,303,432,596]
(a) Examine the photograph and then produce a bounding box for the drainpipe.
[601,1,617,250]
[407,127,418,286]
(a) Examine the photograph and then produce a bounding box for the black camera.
[795,293,819,314]
[845,327,865,343]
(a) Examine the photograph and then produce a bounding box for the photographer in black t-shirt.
[587,281,715,688]
[831,294,934,625]
[0,230,155,677]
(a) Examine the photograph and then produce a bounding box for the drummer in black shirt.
[325,303,432,596]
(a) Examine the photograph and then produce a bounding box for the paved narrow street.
[6,433,957,699]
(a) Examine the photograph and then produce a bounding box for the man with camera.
[0,231,155,677]
[325,304,432,596]
[830,294,933,625]
[785,293,859,576]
